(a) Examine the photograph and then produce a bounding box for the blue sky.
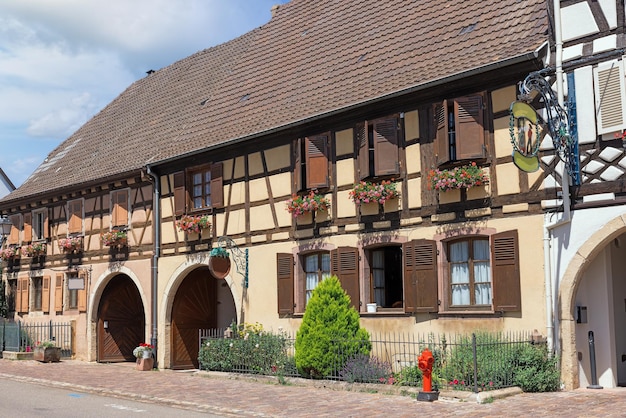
[0,0,289,188]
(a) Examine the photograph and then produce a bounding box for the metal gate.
[0,319,73,358]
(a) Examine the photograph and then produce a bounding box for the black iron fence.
[199,328,545,392]
[0,319,73,358]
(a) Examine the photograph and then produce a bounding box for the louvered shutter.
[18,276,29,313]
[8,215,20,245]
[55,274,64,312]
[293,138,303,192]
[42,210,49,239]
[112,190,128,227]
[594,59,626,134]
[210,162,224,208]
[331,247,360,310]
[16,276,22,313]
[305,134,330,188]
[491,230,521,312]
[276,253,294,315]
[403,240,438,313]
[455,95,485,160]
[373,117,400,176]
[173,171,186,216]
[78,270,88,312]
[23,213,32,242]
[42,275,51,313]
[357,122,370,180]
[68,200,83,234]
[435,102,450,165]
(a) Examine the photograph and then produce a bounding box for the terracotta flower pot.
[208,256,231,279]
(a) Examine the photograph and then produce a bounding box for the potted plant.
[176,214,211,233]
[58,236,83,253]
[285,190,330,217]
[21,242,47,258]
[208,247,231,279]
[0,246,20,261]
[133,342,154,371]
[349,180,398,205]
[100,230,127,247]
[33,340,61,363]
[427,162,488,192]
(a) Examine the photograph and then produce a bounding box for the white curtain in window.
[321,253,331,280]
[305,255,319,304]
[373,250,385,306]
[450,241,469,305]
[473,240,491,305]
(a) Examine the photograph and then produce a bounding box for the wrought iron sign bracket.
[216,236,249,288]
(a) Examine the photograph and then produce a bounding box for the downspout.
[146,164,160,365]
[544,0,572,355]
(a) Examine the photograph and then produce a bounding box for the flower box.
[349,180,398,206]
[101,230,127,247]
[428,162,488,192]
[33,346,61,363]
[21,243,47,258]
[176,215,211,234]
[285,190,330,217]
[59,236,83,253]
[0,246,20,261]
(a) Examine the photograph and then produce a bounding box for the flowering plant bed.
[428,162,488,192]
[285,190,330,217]
[0,246,20,261]
[133,342,154,358]
[176,214,211,233]
[101,230,127,247]
[349,180,398,205]
[33,341,61,363]
[22,242,47,257]
[59,236,83,253]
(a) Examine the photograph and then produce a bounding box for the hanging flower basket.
[0,246,20,261]
[21,243,47,258]
[349,180,398,205]
[208,247,231,279]
[285,190,330,217]
[59,236,83,253]
[101,230,128,247]
[427,162,488,192]
[176,214,211,233]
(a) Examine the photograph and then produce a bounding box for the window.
[32,277,42,311]
[357,116,400,179]
[67,273,79,310]
[32,209,47,241]
[294,134,330,191]
[594,59,626,134]
[7,279,16,312]
[448,238,491,307]
[68,199,83,234]
[434,94,486,165]
[303,252,331,304]
[369,247,403,309]
[7,214,21,245]
[173,163,223,216]
[111,190,129,227]
[55,272,87,312]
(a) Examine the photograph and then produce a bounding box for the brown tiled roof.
[1,0,548,204]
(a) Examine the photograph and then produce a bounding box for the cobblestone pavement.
[0,359,625,417]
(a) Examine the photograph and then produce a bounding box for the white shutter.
[594,58,626,134]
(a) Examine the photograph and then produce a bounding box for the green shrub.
[295,276,371,378]
[513,343,560,392]
[394,364,422,387]
[339,354,392,383]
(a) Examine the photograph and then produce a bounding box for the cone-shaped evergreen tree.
[295,275,371,378]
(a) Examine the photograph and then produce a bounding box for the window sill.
[361,309,408,317]
[438,310,501,318]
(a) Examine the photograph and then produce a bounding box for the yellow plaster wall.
[337,190,357,218]
[405,142,421,175]
[265,145,290,172]
[496,162,521,195]
[336,159,355,187]
[249,178,268,202]
[250,204,275,231]
[225,182,246,206]
[226,209,246,236]
[494,117,512,159]
[404,110,419,141]
[491,85,516,113]
[269,172,291,200]
[407,178,422,209]
[335,128,353,156]
[248,152,263,176]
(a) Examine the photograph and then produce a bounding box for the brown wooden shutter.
[293,138,303,192]
[23,213,32,242]
[78,270,88,312]
[55,274,64,312]
[18,276,29,313]
[357,122,370,180]
[210,162,224,208]
[8,215,20,245]
[173,171,186,216]
[454,95,485,160]
[42,275,51,313]
[331,247,360,310]
[277,253,294,315]
[373,117,400,176]
[112,190,128,227]
[492,230,521,312]
[42,209,49,239]
[403,240,438,313]
[16,276,22,313]
[435,101,450,165]
[68,200,83,234]
[305,134,330,189]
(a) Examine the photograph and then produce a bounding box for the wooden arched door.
[97,275,145,362]
[171,267,216,369]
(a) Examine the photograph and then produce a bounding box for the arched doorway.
[97,274,145,362]
[171,267,217,369]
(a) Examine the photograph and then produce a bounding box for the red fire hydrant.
[418,348,435,393]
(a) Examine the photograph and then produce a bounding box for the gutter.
[145,164,161,366]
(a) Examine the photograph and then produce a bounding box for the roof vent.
[271,4,280,17]
[459,23,477,35]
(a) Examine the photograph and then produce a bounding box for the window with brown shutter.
[8,215,20,245]
[403,240,438,313]
[305,134,330,189]
[112,190,129,227]
[32,209,48,240]
[277,253,294,315]
[23,213,32,243]
[77,270,88,312]
[176,162,224,214]
[330,247,360,310]
[32,277,43,311]
[16,276,28,313]
[42,275,51,313]
[357,116,400,179]
[173,171,187,216]
[367,246,403,310]
[491,230,521,312]
[434,93,486,165]
[68,199,83,234]
[55,274,64,312]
